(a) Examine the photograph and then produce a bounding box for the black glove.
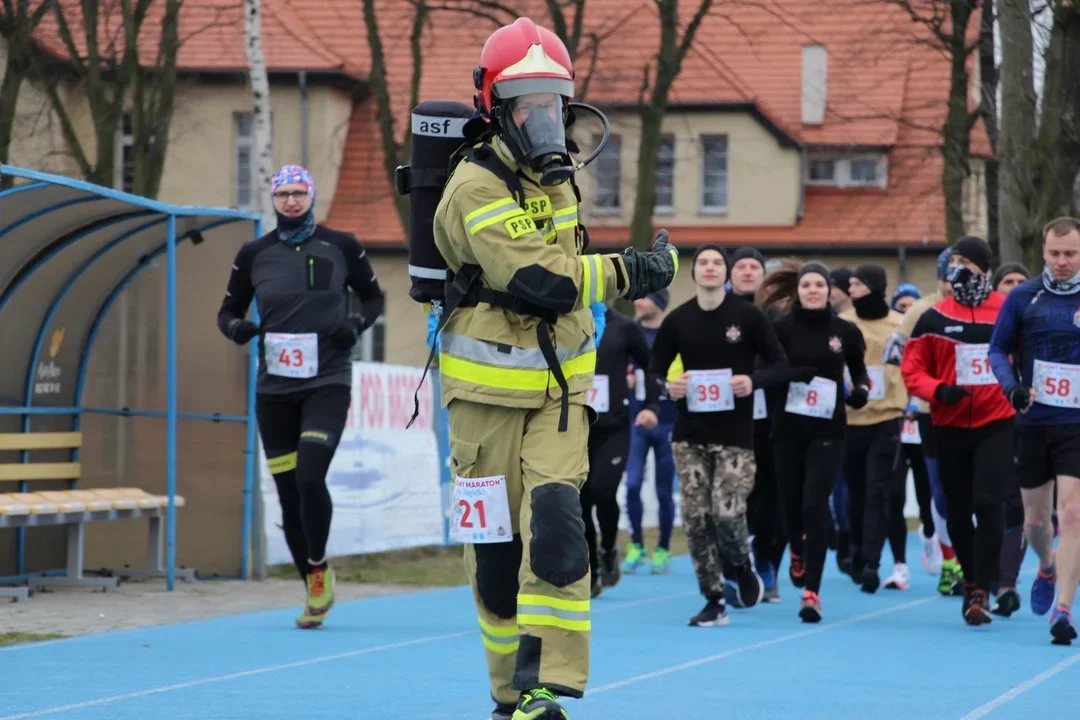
[620,229,677,300]
[329,321,359,350]
[934,383,970,405]
[1009,386,1033,412]
[846,385,869,409]
[226,318,259,346]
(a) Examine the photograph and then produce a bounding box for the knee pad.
[266,451,298,476]
[529,483,589,588]
[474,535,523,619]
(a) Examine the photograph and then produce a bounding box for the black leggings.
[581,428,630,576]
[749,425,785,572]
[935,419,1012,592]
[774,432,846,594]
[256,384,351,580]
[843,419,905,571]
[902,440,935,538]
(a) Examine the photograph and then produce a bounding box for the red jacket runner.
[900,293,1015,429]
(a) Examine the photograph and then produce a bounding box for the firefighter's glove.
[620,229,678,300]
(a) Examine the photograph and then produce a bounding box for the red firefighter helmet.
[474,17,575,115]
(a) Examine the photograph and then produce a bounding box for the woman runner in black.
[759,262,869,623]
[217,165,385,629]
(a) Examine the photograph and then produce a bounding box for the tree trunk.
[995,0,1035,264]
[0,52,26,188]
[941,2,974,246]
[245,0,275,230]
[978,0,999,254]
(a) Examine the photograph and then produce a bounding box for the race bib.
[1033,360,1080,408]
[954,343,995,386]
[866,365,886,400]
[753,388,767,420]
[587,375,610,413]
[449,475,513,544]
[901,418,922,444]
[264,332,318,378]
[785,376,837,419]
[686,369,734,413]
[634,368,646,402]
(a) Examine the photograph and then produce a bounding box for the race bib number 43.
[587,375,610,413]
[264,332,318,378]
[785,376,837,419]
[1033,359,1080,408]
[449,475,513,544]
[955,343,995,386]
[686,369,734,413]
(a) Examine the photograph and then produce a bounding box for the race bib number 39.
[686,369,734,413]
[587,375,611,413]
[449,475,513,544]
[785,376,837,419]
[955,343,995,386]
[1033,359,1080,408]
[264,332,318,378]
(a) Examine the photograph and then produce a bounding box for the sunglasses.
[273,189,309,200]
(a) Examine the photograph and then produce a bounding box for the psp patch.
[505,215,536,239]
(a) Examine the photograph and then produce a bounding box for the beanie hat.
[936,247,953,279]
[691,243,728,279]
[891,282,921,310]
[951,235,992,273]
[799,262,833,287]
[853,264,888,297]
[829,267,852,296]
[729,246,766,271]
[646,288,669,310]
[991,262,1030,291]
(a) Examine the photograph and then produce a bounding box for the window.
[849,158,878,183]
[654,135,675,213]
[701,135,728,212]
[804,153,887,188]
[117,114,135,193]
[593,134,621,212]
[352,315,387,363]
[234,111,274,208]
[808,159,835,182]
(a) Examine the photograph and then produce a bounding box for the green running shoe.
[621,542,646,573]
[651,547,671,574]
[512,688,569,719]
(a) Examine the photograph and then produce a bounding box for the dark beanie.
[729,246,766,271]
[829,267,852,296]
[853,264,888,297]
[646,288,669,310]
[951,235,992,273]
[991,262,1029,291]
[799,262,833,287]
[691,243,728,279]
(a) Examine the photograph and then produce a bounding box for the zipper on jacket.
[308,257,314,288]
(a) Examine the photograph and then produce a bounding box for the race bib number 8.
[587,375,610,413]
[866,365,886,400]
[686,369,734,413]
[785,376,837,419]
[955,343,995,386]
[264,332,318,378]
[449,475,513,544]
[1033,359,1080,408]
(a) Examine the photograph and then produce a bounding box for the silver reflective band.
[516,604,590,622]
[583,254,602,306]
[410,114,469,138]
[440,332,594,370]
[408,264,447,280]
[480,627,518,647]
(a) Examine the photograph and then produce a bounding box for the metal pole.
[242,217,262,580]
[165,213,178,591]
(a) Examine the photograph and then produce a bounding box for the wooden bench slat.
[0,462,81,481]
[0,432,82,451]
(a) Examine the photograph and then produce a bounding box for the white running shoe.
[921,526,943,575]
[884,563,910,590]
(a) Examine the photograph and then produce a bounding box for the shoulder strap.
[460,145,527,210]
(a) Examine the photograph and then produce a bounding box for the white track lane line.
[958,652,1080,719]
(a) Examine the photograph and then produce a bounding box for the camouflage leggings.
[673,442,757,598]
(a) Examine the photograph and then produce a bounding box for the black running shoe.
[860,566,880,594]
[991,587,1021,617]
[600,548,621,589]
[964,590,993,626]
[689,598,730,627]
[723,562,764,609]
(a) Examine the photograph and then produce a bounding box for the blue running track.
[1,533,1077,719]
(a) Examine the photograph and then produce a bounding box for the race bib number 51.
[955,343,995,386]
[449,475,513,544]
[264,332,318,378]
[686,369,734,413]
[1033,359,1080,408]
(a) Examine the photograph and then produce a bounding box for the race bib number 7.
[449,475,513,544]
[586,375,610,413]
[1033,359,1080,408]
[955,343,995,386]
[264,332,318,378]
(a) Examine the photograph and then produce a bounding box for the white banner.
[260,362,445,565]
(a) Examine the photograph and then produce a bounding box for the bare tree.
[978,0,999,253]
[997,0,1080,269]
[245,0,274,229]
[627,0,714,252]
[0,0,55,188]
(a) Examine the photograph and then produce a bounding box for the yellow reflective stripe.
[594,255,606,303]
[465,198,524,234]
[581,255,603,306]
[517,594,591,632]
[266,452,297,474]
[439,351,596,392]
[482,634,520,655]
[478,616,519,655]
[553,205,578,230]
[669,247,680,274]
[517,594,589,612]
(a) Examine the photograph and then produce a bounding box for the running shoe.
[650,547,671,574]
[296,566,336,629]
[590,573,602,598]
[512,688,569,719]
[883,563,910,590]
[964,589,992,626]
[1031,555,1057,616]
[1050,604,1077,646]
[789,547,806,589]
[938,558,963,596]
[991,587,1021,617]
[723,562,764,609]
[492,701,517,720]
[756,557,776,593]
[799,590,822,623]
[921,527,942,575]
[860,565,880,594]
[600,548,621,588]
[621,542,646,574]
[688,598,730,627]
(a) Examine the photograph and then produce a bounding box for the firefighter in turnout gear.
[432,17,678,720]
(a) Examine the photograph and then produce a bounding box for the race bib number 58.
[264,332,318,378]
[955,343,995,386]
[1033,359,1080,408]
[449,475,513,544]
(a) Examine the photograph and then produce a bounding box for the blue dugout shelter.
[0,165,261,594]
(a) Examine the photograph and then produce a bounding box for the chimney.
[802,44,827,125]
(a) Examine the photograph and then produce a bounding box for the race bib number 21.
[450,475,513,544]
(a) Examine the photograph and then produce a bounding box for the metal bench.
[0,431,194,601]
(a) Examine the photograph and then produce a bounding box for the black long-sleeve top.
[769,305,868,439]
[591,307,656,436]
[647,294,790,450]
[216,225,385,394]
